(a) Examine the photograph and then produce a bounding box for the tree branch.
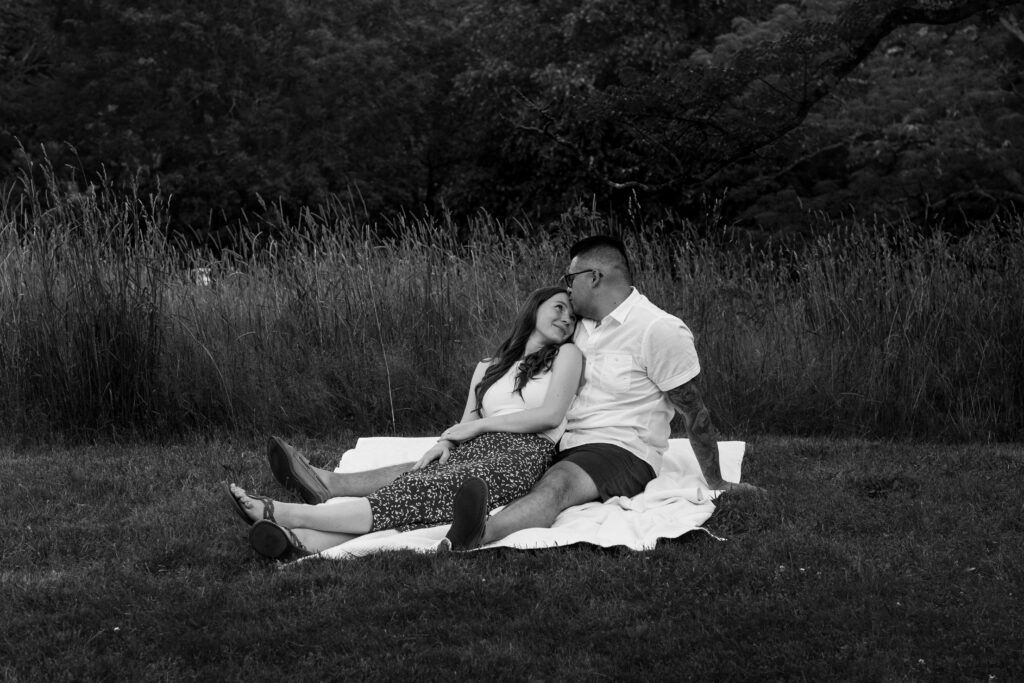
[599,0,1022,191]
[999,12,1024,45]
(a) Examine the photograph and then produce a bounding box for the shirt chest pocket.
[596,353,635,393]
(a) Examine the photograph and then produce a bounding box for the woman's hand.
[413,440,453,470]
[439,422,482,444]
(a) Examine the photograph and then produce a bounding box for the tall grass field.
[1,174,1022,442]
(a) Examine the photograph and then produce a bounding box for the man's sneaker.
[444,477,489,551]
[267,436,331,504]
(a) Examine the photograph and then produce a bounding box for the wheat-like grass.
[2,167,1021,441]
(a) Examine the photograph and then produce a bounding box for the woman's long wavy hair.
[473,286,574,417]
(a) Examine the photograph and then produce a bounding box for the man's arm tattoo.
[666,380,722,482]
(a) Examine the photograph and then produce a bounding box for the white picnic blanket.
[303,437,743,561]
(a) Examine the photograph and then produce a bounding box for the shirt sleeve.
[644,316,701,392]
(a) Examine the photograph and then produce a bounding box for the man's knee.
[532,461,599,507]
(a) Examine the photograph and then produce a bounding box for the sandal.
[249,520,310,560]
[225,482,277,526]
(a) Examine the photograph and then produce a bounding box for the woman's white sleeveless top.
[481,360,566,443]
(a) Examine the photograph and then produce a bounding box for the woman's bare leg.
[230,484,374,534]
[290,528,360,553]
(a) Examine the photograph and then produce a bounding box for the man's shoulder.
[625,291,686,328]
[622,294,695,359]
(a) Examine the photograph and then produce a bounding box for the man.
[443,234,760,551]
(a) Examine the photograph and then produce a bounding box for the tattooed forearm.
[666,379,723,485]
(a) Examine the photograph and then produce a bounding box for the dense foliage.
[2,0,1021,243]
[720,4,1024,237]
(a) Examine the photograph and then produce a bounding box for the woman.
[227,285,581,558]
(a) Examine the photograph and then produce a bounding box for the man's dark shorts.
[554,443,656,500]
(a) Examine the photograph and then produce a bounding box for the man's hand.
[707,478,768,496]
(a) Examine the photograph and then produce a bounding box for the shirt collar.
[582,287,640,332]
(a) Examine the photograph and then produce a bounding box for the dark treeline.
[2,0,1022,246]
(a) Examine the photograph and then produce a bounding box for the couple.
[228,235,753,559]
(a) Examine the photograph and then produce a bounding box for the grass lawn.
[1,435,1022,681]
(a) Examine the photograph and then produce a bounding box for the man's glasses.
[559,269,596,288]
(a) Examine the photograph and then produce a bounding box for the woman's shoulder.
[557,342,581,358]
[553,343,582,364]
[471,358,494,379]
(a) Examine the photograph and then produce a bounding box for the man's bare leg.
[268,436,412,501]
[318,463,414,497]
[481,462,599,544]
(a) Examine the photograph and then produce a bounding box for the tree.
[725,9,1024,234]
[3,0,1020,237]
[440,0,780,218]
[1,0,471,241]
[444,0,1023,227]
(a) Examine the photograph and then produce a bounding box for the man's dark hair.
[569,235,627,259]
[569,235,632,282]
